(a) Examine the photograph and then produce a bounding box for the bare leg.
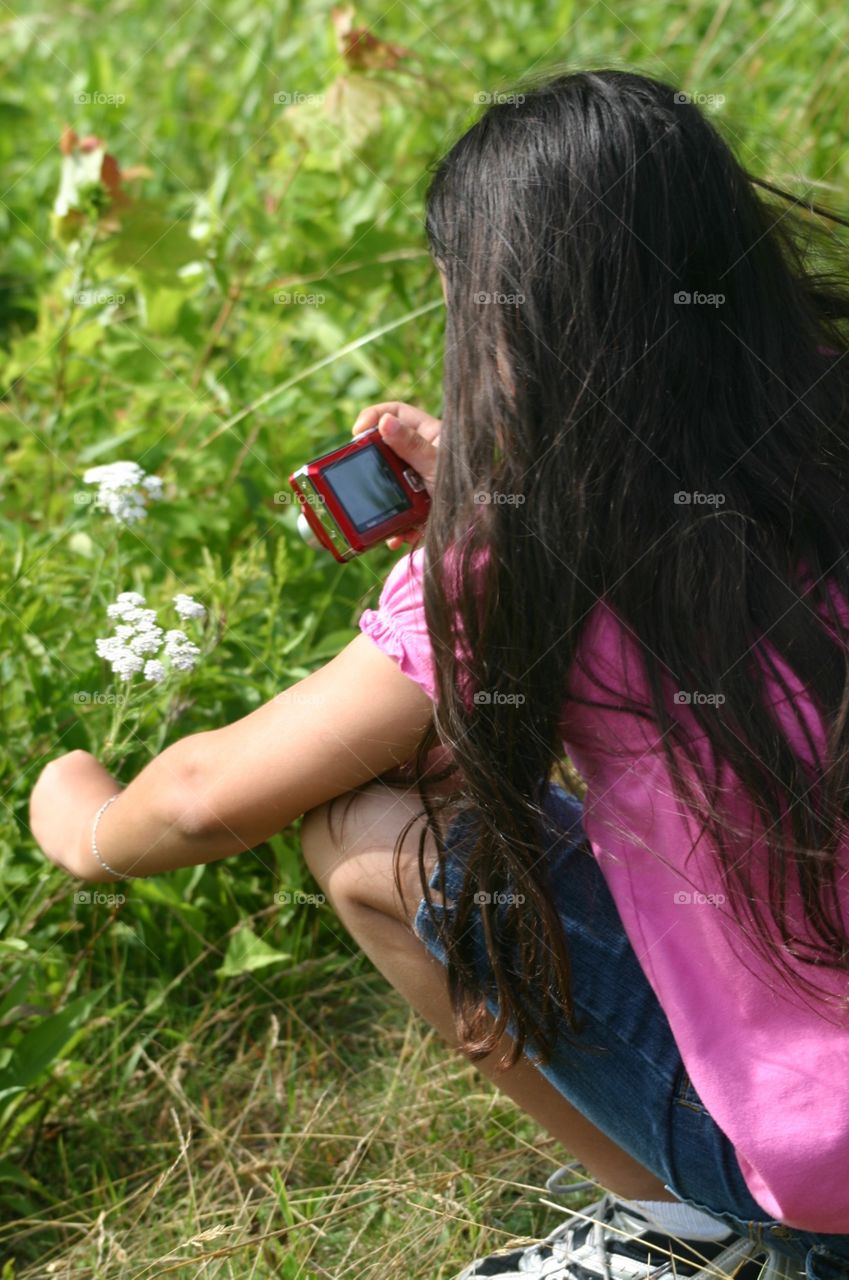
[300,781,676,1202]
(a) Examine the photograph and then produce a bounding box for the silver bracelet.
[91,793,132,881]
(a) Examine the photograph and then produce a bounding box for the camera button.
[403,467,426,492]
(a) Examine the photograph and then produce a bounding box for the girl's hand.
[352,401,441,550]
[30,750,122,879]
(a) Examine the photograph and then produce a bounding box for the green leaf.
[129,878,207,928]
[216,927,291,979]
[143,284,195,334]
[77,425,148,462]
[0,1155,52,1195]
[100,202,201,280]
[0,989,105,1094]
[0,976,29,1026]
[305,628,357,662]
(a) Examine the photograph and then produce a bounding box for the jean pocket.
[673,1064,709,1115]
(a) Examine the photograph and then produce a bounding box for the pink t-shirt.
[358,546,849,1233]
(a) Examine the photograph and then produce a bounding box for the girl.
[31,68,849,1280]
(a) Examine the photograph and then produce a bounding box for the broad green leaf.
[0,988,105,1093]
[0,940,28,955]
[216,927,291,978]
[100,202,200,279]
[129,878,207,928]
[0,976,29,1025]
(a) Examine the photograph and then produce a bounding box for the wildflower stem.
[103,684,132,764]
[52,222,99,487]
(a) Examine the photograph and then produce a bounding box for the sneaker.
[451,1163,798,1279]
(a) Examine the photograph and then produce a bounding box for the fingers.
[351,401,439,551]
[352,401,441,442]
[376,415,438,491]
[385,529,423,551]
[352,402,415,433]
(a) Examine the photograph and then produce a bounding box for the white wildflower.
[111,648,145,681]
[95,633,142,680]
[171,655,201,675]
[173,593,206,621]
[95,635,125,660]
[85,461,144,488]
[97,591,204,684]
[129,626,164,656]
[164,629,201,672]
[123,607,159,629]
[82,460,163,526]
[106,591,147,619]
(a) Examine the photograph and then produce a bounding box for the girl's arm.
[30,633,434,884]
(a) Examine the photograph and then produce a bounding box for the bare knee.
[300,785,395,882]
[299,782,439,924]
[300,799,336,881]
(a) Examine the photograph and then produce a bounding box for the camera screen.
[321,445,412,533]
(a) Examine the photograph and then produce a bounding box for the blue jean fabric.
[411,783,849,1279]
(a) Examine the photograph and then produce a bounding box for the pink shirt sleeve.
[357,547,437,702]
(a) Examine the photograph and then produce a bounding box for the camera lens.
[297,510,322,549]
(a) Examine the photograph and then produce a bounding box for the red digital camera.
[288,426,431,562]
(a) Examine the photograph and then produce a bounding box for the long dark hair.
[387,68,849,1073]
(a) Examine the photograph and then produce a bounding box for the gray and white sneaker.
[452,1164,804,1280]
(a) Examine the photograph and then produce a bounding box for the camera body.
[289,426,431,562]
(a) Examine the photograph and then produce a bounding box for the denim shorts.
[411,783,849,1280]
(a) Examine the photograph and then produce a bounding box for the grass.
[2,0,849,1274]
[9,953,581,1277]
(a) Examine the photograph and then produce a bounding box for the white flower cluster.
[82,461,164,525]
[96,591,205,682]
[173,593,207,620]
[163,629,201,671]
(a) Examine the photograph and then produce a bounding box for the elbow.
[157,735,276,855]
[158,735,221,843]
